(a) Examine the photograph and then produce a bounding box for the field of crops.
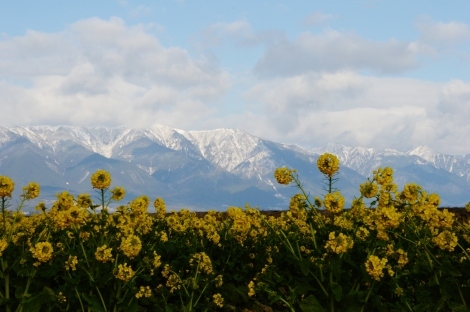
[1,153,470,311]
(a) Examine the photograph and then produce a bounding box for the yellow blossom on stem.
[65,255,78,271]
[120,234,142,259]
[248,281,256,297]
[360,180,378,198]
[76,194,92,209]
[0,175,15,198]
[432,230,458,252]
[95,245,114,263]
[90,169,111,190]
[213,293,224,307]
[324,191,345,214]
[325,232,354,254]
[111,186,125,201]
[0,238,8,257]
[274,167,294,185]
[154,197,166,219]
[115,263,135,282]
[365,255,388,281]
[135,286,152,298]
[30,241,53,263]
[317,153,340,177]
[22,181,40,200]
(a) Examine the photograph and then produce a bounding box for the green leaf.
[21,286,55,312]
[82,292,106,312]
[300,260,309,276]
[299,295,326,312]
[331,282,343,301]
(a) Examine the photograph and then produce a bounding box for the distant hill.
[1,125,469,212]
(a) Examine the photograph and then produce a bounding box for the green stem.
[308,270,328,297]
[74,287,86,312]
[360,281,375,312]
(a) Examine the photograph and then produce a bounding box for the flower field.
[1,153,470,311]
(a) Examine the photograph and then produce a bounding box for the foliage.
[1,153,470,311]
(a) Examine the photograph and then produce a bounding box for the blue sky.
[1,1,470,154]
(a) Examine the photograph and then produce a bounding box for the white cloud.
[254,30,420,77]
[0,17,230,129]
[241,72,470,153]
[302,11,333,26]
[417,16,470,46]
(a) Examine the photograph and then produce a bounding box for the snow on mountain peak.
[408,146,436,162]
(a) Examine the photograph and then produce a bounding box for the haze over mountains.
[1,125,469,212]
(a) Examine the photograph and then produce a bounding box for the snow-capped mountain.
[1,125,469,211]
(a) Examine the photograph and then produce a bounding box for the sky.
[1,1,470,155]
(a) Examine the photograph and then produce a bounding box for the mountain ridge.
[1,124,469,211]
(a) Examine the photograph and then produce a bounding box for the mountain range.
[0,125,469,212]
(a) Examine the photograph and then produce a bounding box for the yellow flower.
[214,274,223,287]
[359,180,378,198]
[365,255,388,281]
[0,239,8,257]
[35,201,47,212]
[111,186,125,201]
[432,230,458,252]
[190,252,213,275]
[213,293,224,308]
[0,175,15,198]
[120,234,142,259]
[373,167,394,186]
[65,255,78,271]
[154,197,166,219]
[22,182,40,200]
[248,281,256,297]
[153,251,162,268]
[355,227,370,241]
[90,169,111,190]
[135,286,152,298]
[53,191,75,211]
[274,167,294,185]
[316,153,340,177]
[95,245,114,263]
[324,191,345,214]
[77,194,92,209]
[30,241,53,263]
[115,263,135,282]
[400,183,421,202]
[325,232,354,254]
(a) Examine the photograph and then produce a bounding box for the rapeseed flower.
[248,280,256,297]
[433,230,458,252]
[30,241,53,263]
[374,167,394,186]
[360,180,378,198]
[324,191,345,214]
[325,232,354,254]
[120,234,142,259]
[365,255,388,281]
[91,169,111,190]
[0,238,8,257]
[316,153,340,177]
[213,293,224,307]
[111,186,125,201]
[190,252,213,274]
[135,286,152,298]
[65,255,78,271]
[95,245,114,263]
[0,175,15,198]
[154,197,166,219]
[274,167,294,185]
[22,181,40,200]
[76,194,92,209]
[115,263,135,282]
